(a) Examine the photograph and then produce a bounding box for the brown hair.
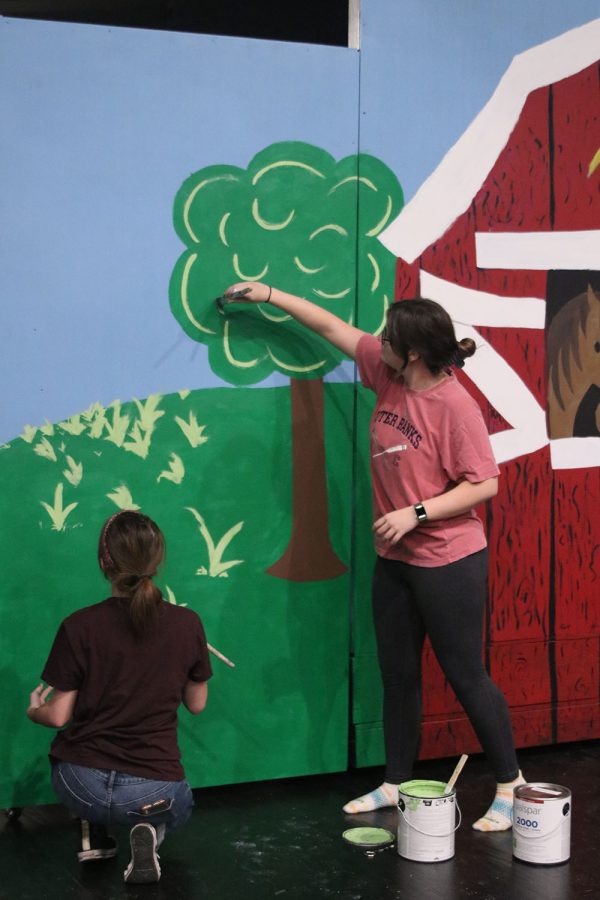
[98,510,165,635]
[384,298,476,374]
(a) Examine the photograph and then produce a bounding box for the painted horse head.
[547,284,600,439]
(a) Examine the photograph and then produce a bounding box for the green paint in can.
[397,779,460,862]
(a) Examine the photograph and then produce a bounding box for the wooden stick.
[445,754,469,794]
[207,643,235,668]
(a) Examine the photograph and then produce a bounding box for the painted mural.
[1,7,598,811]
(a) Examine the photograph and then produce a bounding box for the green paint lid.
[342,827,395,848]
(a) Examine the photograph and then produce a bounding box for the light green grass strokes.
[186,507,244,578]
[40,483,78,531]
[59,414,86,435]
[123,421,152,459]
[133,394,165,432]
[104,401,130,447]
[157,453,185,484]
[22,421,53,442]
[123,395,165,459]
[174,412,209,448]
[20,425,38,443]
[106,484,140,510]
[87,406,107,439]
[81,401,105,422]
[164,585,187,607]
[63,456,83,486]
[33,437,57,462]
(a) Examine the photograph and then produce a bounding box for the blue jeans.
[51,761,194,832]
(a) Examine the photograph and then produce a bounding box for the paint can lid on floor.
[342,827,395,849]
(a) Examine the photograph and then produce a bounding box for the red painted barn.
[380,24,600,758]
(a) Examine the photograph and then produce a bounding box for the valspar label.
[513,783,571,865]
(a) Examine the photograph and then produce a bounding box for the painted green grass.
[0,384,358,806]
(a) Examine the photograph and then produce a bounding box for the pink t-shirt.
[356,334,500,567]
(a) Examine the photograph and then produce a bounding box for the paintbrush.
[444,754,468,794]
[207,642,235,668]
[215,286,252,314]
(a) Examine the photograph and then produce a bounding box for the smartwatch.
[414,502,428,522]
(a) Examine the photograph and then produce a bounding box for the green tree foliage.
[169,142,403,384]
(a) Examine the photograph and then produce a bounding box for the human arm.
[26,683,77,728]
[182,679,208,715]
[373,477,498,544]
[225,282,366,360]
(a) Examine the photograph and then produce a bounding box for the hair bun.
[457,337,476,359]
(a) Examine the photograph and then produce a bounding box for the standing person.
[224,282,524,831]
[27,510,212,882]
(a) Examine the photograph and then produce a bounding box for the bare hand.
[29,683,52,710]
[224,282,271,303]
[373,508,417,544]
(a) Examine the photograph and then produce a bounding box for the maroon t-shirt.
[41,597,212,781]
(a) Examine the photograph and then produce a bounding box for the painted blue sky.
[1,3,598,442]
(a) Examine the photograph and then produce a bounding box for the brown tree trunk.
[267,377,347,582]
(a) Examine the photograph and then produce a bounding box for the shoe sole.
[124,824,161,884]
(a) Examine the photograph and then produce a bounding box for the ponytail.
[115,572,162,635]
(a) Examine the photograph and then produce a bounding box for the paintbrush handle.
[207,643,235,668]
[445,754,469,793]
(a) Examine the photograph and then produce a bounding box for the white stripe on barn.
[378,18,600,263]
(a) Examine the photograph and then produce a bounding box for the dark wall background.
[0,0,349,45]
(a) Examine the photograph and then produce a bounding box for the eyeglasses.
[380,331,390,345]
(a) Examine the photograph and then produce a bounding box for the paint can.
[513,783,571,865]
[397,780,460,862]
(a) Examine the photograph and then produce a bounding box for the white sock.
[472,771,526,831]
[343,782,398,814]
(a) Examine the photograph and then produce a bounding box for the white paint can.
[397,780,460,862]
[513,783,571,865]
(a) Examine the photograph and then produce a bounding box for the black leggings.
[372,550,519,784]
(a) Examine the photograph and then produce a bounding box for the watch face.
[415,504,427,521]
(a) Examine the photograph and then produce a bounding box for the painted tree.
[170,142,403,581]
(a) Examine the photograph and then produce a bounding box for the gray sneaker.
[123,823,161,883]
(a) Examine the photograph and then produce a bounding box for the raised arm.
[224,282,366,361]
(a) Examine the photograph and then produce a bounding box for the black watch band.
[414,502,428,522]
